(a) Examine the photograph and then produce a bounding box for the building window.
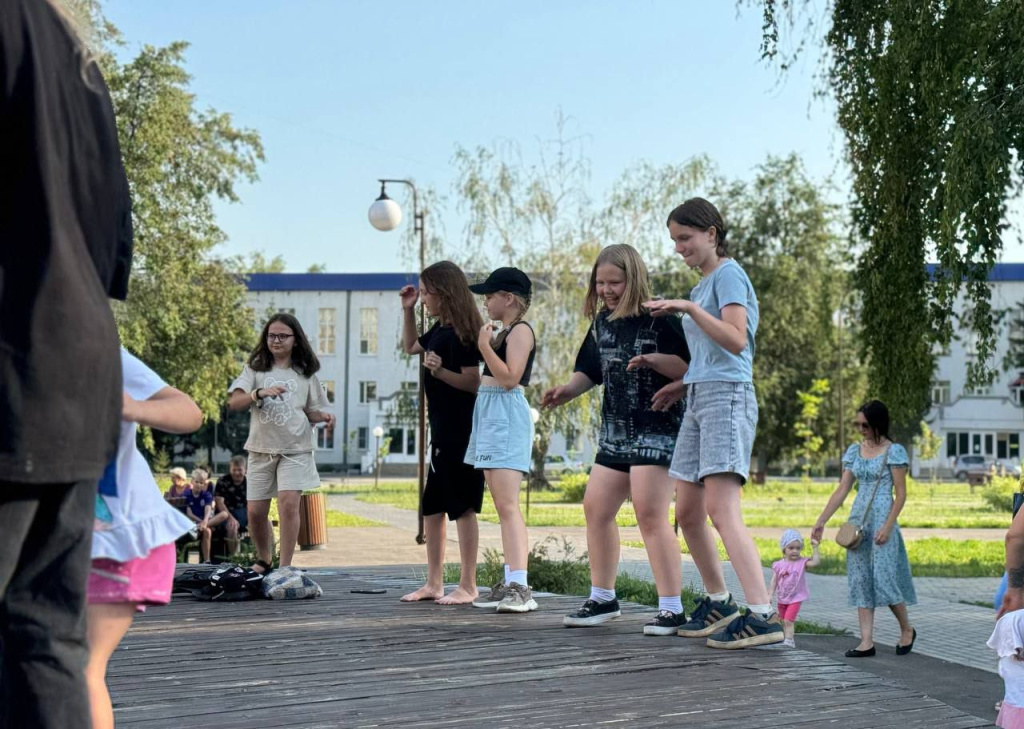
[360,308,378,355]
[947,432,973,458]
[359,381,377,403]
[318,308,336,355]
[278,308,295,315]
[406,428,416,455]
[316,426,334,450]
[358,427,368,451]
[931,381,950,405]
[388,428,404,454]
[401,381,418,392]
[964,384,992,397]
[321,380,335,404]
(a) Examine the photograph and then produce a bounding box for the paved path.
[318,493,1003,674]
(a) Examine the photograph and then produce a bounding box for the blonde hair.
[583,244,653,321]
[191,467,209,483]
[492,292,531,349]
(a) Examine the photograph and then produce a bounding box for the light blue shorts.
[669,381,758,485]
[464,386,534,474]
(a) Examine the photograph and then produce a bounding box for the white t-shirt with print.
[92,349,194,562]
[230,364,329,454]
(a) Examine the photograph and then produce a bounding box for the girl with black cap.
[465,267,539,613]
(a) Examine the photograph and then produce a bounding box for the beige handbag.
[836,445,891,550]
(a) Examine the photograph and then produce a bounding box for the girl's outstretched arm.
[806,540,821,568]
[123,387,202,434]
[541,372,594,409]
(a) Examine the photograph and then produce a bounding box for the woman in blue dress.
[812,400,917,657]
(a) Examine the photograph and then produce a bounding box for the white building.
[915,263,1024,477]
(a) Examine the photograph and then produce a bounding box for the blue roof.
[926,263,1024,281]
[245,273,417,292]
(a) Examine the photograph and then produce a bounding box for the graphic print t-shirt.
[231,365,329,454]
[574,311,689,464]
[418,322,480,446]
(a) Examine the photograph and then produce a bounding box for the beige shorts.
[246,451,320,500]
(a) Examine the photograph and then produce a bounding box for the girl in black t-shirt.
[542,244,690,635]
[399,261,485,605]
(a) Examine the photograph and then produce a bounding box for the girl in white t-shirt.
[228,313,335,576]
[990,610,1024,728]
[87,348,202,729]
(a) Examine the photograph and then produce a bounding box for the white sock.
[748,603,772,617]
[503,564,510,583]
[509,569,527,587]
[708,591,730,602]
[590,586,616,603]
[658,596,683,614]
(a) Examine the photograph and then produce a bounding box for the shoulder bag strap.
[854,444,891,526]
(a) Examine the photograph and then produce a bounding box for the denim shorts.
[669,381,758,485]
[464,386,534,474]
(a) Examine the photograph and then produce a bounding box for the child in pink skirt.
[87,348,202,729]
[989,609,1024,728]
[768,528,821,648]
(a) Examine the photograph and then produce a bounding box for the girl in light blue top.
[646,197,783,650]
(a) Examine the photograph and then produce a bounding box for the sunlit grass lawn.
[620,536,1004,578]
[346,479,1013,530]
[325,509,385,527]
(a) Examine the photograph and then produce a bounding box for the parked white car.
[543,454,585,477]
[953,454,991,481]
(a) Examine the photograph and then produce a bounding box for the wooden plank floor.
[107,568,990,728]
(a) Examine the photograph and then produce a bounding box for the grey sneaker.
[472,581,509,608]
[496,582,538,613]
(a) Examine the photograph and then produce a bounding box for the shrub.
[559,473,590,503]
[983,476,1020,513]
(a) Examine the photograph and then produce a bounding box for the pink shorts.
[999,701,1024,729]
[88,543,177,612]
[777,602,803,622]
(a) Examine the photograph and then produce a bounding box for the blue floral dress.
[841,442,917,608]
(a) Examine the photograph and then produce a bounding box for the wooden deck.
[108,568,990,728]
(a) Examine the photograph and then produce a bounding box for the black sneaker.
[643,610,687,636]
[706,609,784,650]
[677,594,741,637]
[563,599,622,627]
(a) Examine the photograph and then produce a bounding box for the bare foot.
[400,585,443,602]
[436,586,479,605]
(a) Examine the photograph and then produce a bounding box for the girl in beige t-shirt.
[228,313,335,575]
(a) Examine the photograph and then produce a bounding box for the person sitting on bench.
[184,468,227,563]
[215,456,249,554]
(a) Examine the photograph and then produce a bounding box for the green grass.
[438,536,847,635]
[324,509,385,527]
[351,477,1016,530]
[621,535,1005,578]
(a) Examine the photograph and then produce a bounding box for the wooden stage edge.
[107,566,991,728]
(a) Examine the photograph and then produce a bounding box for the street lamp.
[368,179,427,545]
[372,425,384,490]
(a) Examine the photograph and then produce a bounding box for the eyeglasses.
[267,334,294,342]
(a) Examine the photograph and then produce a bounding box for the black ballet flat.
[896,628,917,656]
[844,646,876,657]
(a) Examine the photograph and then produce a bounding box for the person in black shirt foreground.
[0,1,134,726]
[542,245,690,635]
[398,262,485,604]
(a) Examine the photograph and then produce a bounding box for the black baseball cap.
[468,267,532,297]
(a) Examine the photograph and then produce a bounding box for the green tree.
[754,0,1024,435]
[238,251,287,273]
[793,379,830,477]
[913,420,943,483]
[101,40,264,423]
[715,155,861,468]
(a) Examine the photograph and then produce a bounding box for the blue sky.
[103,1,1023,270]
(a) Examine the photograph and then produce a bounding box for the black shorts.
[593,453,668,474]
[423,441,485,521]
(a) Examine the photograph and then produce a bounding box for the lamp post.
[369,179,427,545]
[372,425,384,490]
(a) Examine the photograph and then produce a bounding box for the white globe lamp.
[368,187,402,231]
